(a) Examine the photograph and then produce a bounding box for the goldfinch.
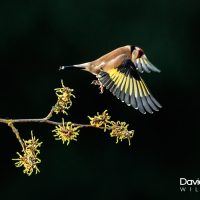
[60,45,162,114]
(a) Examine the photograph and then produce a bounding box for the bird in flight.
[59,45,162,114]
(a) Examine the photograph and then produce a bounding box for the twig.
[0,106,101,128]
[0,118,98,128]
[0,104,103,160]
[7,122,25,150]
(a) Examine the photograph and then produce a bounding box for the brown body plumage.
[60,45,162,114]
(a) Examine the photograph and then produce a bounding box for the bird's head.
[131,45,144,60]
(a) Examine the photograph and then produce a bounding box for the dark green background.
[0,0,199,199]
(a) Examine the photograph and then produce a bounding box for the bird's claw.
[99,84,104,94]
[91,79,104,94]
[91,80,99,85]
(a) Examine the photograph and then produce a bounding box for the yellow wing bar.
[97,62,161,114]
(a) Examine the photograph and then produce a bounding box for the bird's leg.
[91,79,104,94]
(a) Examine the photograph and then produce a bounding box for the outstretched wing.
[97,59,162,114]
[134,54,160,73]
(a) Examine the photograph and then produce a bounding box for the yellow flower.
[23,131,42,154]
[54,80,75,115]
[88,110,111,132]
[53,119,80,145]
[12,131,42,176]
[13,151,41,176]
[110,121,134,146]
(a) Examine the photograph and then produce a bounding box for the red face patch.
[137,48,144,58]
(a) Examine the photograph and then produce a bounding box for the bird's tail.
[59,62,90,71]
